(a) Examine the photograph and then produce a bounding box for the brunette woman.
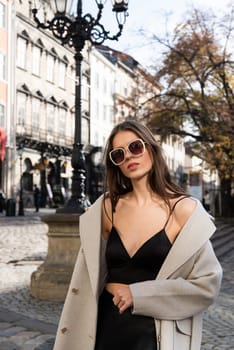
[53,120,222,350]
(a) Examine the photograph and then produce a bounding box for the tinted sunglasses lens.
[129,140,144,155]
[111,149,125,164]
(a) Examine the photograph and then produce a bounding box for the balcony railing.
[16,124,73,147]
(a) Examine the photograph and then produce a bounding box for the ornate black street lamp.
[32,0,129,213]
[17,145,24,216]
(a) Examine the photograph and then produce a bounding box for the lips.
[127,162,139,170]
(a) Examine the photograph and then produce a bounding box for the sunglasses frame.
[109,138,146,166]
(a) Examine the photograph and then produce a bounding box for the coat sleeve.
[129,240,222,320]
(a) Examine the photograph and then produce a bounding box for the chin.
[128,171,149,181]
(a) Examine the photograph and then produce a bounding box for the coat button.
[61,327,68,334]
[72,287,79,295]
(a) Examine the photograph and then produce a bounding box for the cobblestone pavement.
[201,250,234,350]
[0,210,233,349]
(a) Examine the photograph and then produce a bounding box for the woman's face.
[111,130,153,181]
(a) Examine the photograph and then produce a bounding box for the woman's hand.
[106,283,133,313]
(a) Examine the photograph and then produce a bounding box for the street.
[0,210,233,350]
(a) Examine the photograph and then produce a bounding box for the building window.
[58,61,66,88]
[0,103,5,127]
[110,106,114,123]
[32,98,40,129]
[0,2,6,29]
[103,105,107,121]
[94,131,98,146]
[17,93,26,125]
[95,100,99,120]
[71,66,76,87]
[82,76,89,101]
[110,81,114,95]
[59,108,66,136]
[47,103,55,133]
[71,112,75,139]
[82,117,89,144]
[95,72,99,89]
[32,45,41,76]
[17,37,27,69]
[0,52,6,80]
[103,78,107,94]
[46,54,55,82]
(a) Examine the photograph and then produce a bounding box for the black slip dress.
[94,223,173,350]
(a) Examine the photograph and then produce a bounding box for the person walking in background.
[0,190,6,213]
[53,120,222,350]
[203,190,211,212]
[33,185,40,212]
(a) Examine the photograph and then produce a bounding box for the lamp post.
[18,145,24,216]
[32,0,129,213]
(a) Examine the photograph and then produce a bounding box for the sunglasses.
[109,138,146,166]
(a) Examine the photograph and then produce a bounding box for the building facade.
[0,0,15,199]
[0,0,193,210]
[13,0,90,208]
[89,47,116,147]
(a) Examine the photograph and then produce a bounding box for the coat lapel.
[157,200,216,280]
[79,195,104,297]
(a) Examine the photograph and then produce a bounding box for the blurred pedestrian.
[34,185,40,212]
[0,190,6,212]
[203,190,210,212]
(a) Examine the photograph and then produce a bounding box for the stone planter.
[30,213,80,301]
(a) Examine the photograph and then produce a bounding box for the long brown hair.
[104,120,186,212]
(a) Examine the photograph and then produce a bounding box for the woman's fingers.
[112,295,121,306]
[112,287,133,313]
[118,298,129,313]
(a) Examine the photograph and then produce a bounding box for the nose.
[125,148,133,159]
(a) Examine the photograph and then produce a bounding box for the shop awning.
[0,128,6,161]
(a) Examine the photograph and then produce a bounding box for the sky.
[79,0,232,69]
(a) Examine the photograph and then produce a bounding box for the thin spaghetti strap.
[163,196,189,230]
[111,209,114,226]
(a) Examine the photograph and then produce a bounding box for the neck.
[130,178,159,206]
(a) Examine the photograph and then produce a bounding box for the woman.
[53,120,222,350]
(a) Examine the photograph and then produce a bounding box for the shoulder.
[172,196,197,228]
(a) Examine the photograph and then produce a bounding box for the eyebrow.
[112,138,140,149]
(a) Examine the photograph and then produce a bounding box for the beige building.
[13,0,90,208]
[1,0,190,210]
[0,0,15,199]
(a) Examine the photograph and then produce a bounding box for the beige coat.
[53,195,222,350]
